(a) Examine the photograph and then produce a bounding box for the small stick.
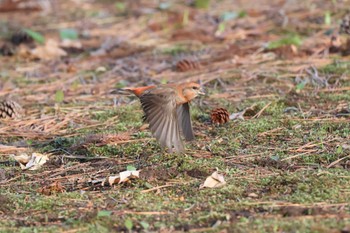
[327,155,350,168]
[122,210,170,215]
[252,102,272,119]
[141,184,174,193]
[281,150,317,161]
[258,127,284,137]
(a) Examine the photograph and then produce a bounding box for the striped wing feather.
[140,89,184,152]
[176,103,194,141]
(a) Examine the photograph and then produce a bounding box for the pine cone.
[340,14,350,35]
[176,59,200,72]
[210,108,230,125]
[0,100,23,119]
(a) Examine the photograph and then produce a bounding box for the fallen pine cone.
[176,59,200,72]
[211,108,230,125]
[340,14,350,35]
[0,99,24,119]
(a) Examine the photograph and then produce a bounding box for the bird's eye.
[192,86,199,90]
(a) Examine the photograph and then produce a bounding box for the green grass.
[3,97,350,232]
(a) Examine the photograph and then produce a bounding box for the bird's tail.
[110,85,156,97]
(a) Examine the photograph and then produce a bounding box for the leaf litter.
[200,170,226,189]
[11,152,49,170]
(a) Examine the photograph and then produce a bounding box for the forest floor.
[1,0,350,232]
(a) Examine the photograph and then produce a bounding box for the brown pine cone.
[176,59,200,72]
[340,14,350,35]
[0,100,23,119]
[210,108,230,125]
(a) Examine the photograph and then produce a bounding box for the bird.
[124,82,204,152]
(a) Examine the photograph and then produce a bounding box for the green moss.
[320,61,350,75]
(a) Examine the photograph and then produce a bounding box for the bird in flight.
[124,82,204,152]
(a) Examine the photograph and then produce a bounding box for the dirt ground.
[1,0,350,232]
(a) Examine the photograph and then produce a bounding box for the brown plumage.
[125,82,204,152]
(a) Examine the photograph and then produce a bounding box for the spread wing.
[176,103,194,141]
[139,88,184,152]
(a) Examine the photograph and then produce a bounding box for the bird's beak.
[198,88,205,95]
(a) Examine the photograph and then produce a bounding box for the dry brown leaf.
[106,175,120,186]
[60,39,82,49]
[11,152,49,170]
[119,170,140,183]
[38,181,65,195]
[200,171,226,189]
[229,110,245,121]
[16,44,31,58]
[247,193,259,198]
[103,170,140,186]
[31,39,67,60]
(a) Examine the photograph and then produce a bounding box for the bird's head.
[181,82,205,101]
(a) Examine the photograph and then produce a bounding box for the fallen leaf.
[229,111,245,120]
[119,170,140,184]
[247,193,259,198]
[107,175,120,186]
[200,171,226,189]
[230,104,259,120]
[16,44,31,59]
[31,39,67,60]
[23,29,45,44]
[60,39,82,49]
[38,181,65,195]
[11,153,30,165]
[103,170,140,186]
[95,66,107,73]
[11,153,49,170]
[125,218,133,231]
